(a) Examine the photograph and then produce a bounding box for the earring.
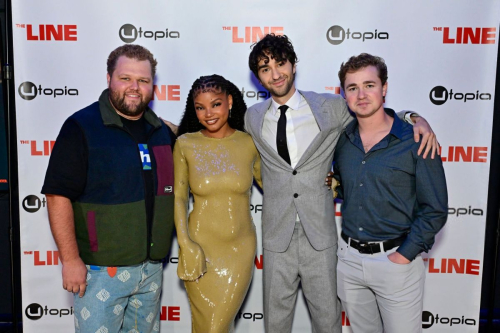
[229,108,232,118]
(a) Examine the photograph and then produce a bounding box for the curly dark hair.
[107,44,158,77]
[177,75,247,136]
[338,53,388,90]
[248,34,298,79]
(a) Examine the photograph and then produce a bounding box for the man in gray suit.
[244,34,437,332]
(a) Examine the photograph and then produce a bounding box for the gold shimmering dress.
[173,130,262,333]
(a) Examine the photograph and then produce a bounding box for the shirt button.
[359,227,364,231]
[362,161,366,164]
[360,183,363,187]
[294,193,298,198]
[292,170,297,175]
[359,205,363,210]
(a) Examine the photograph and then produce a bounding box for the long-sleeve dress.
[173,130,262,332]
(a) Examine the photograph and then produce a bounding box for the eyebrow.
[346,80,377,89]
[195,98,223,105]
[258,64,269,71]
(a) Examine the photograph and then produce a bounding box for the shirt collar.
[270,89,302,116]
[345,108,403,140]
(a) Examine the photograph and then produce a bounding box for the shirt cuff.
[396,239,422,261]
[404,111,419,125]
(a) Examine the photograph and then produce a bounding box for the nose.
[205,107,213,117]
[130,80,139,90]
[358,88,366,98]
[271,67,281,80]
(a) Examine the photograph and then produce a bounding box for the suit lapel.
[295,91,333,168]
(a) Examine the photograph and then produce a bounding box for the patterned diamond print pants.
[74,260,163,333]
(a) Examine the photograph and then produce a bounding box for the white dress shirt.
[262,89,320,168]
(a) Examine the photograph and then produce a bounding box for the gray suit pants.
[263,222,342,333]
[337,236,425,333]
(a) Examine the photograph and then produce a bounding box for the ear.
[293,63,296,74]
[107,73,111,87]
[228,94,233,109]
[382,81,388,97]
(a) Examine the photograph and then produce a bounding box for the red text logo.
[325,87,341,94]
[423,258,480,275]
[334,201,342,217]
[342,311,351,326]
[255,255,263,270]
[160,306,180,321]
[223,26,283,43]
[16,24,77,41]
[440,146,488,163]
[20,140,55,156]
[153,85,180,101]
[24,250,60,266]
[434,27,496,44]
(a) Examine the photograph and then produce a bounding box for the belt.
[341,232,406,255]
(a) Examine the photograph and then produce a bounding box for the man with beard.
[42,44,176,333]
[244,34,438,332]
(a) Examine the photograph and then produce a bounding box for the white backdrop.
[12,0,499,331]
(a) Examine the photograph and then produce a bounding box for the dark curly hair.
[107,44,158,77]
[248,34,298,79]
[338,53,388,91]
[177,75,247,136]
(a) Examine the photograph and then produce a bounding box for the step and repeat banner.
[12,1,499,332]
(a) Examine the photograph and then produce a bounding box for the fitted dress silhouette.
[173,130,262,332]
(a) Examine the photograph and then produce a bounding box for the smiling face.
[257,55,296,104]
[344,65,387,119]
[107,55,154,118]
[194,90,234,138]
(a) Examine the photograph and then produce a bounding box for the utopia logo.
[119,24,180,43]
[326,25,388,45]
[422,310,476,329]
[18,81,78,100]
[429,86,491,105]
[25,303,73,320]
[22,195,46,213]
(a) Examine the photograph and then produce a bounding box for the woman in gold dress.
[173,75,262,332]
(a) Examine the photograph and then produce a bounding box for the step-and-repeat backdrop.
[12,1,499,332]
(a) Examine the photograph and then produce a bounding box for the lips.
[205,119,219,125]
[272,78,286,87]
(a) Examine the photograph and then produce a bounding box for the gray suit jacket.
[245,91,352,252]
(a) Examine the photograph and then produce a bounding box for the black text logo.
[18,82,78,100]
[25,303,43,320]
[25,304,73,320]
[326,25,388,45]
[430,86,491,105]
[22,195,46,213]
[448,206,483,217]
[422,310,476,329]
[18,82,37,101]
[119,24,180,43]
[429,86,448,105]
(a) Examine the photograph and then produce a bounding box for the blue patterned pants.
[74,260,163,333]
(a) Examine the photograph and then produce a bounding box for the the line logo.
[222,26,283,43]
[16,24,77,41]
[433,27,496,44]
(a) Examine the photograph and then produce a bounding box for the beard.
[109,87,151,117]
[265,72,295,98]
